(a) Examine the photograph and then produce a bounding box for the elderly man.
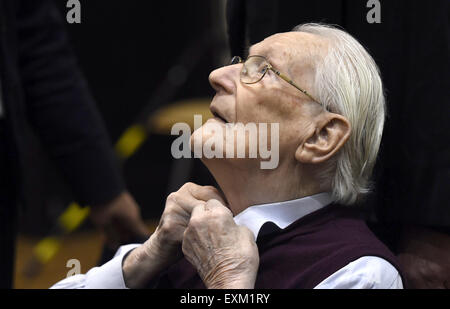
[52,23,403,289]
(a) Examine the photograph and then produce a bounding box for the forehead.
[249,32,326,68]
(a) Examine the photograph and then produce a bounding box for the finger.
[166,191,206,215]
[190,203,208,221]
[188,185,227,205]
[204,199,233,216]
[189,200,233,227]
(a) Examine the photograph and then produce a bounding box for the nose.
[208,64,240,94]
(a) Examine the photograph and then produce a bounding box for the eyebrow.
[248,47,283,73]
[247,48,274,64]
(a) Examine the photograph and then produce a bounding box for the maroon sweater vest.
[154,204,403,288]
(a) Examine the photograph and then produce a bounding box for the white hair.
[293,23,386,205]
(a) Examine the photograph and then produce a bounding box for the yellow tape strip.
[29,124,147,268]
[33,237,61,264]
[58,202,91,233]
[114,124,148,159]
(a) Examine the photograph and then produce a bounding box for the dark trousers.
[0,119,17,288]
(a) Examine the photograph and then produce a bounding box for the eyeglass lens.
[241,56,268,84]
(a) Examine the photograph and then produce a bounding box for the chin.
[190,125,227,158]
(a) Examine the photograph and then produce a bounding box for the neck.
[204,159,323,215]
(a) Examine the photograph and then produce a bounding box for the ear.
[295,113,351,164]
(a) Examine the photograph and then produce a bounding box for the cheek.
[234,84,313,154]
[278,117,315,154]
[235,88,258,123]
[235,86,289,124]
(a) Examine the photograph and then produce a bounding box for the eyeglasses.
[230,55,320,105]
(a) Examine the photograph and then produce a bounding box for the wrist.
[207,278,255,289]
[122,234,171,288]
[203,268,257,289]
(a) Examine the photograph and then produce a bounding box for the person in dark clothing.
[0,0,149,288]
[225,0,450,288]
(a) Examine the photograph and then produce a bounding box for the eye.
[253,60,268,73]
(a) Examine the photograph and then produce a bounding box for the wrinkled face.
[191,32,326,169]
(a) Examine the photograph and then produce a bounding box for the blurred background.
[14,0,228,288]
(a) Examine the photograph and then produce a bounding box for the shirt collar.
[233,192,334,240]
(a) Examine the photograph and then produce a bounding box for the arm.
[397,226,450,289]
[314,256,403,289]
[121,183,230,288]
[51,183,228,289]
[16,0,149,243]
[17,0,124,206]
[50,244,140,289]
[50,234,174,289]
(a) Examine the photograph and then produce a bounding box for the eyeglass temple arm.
[270,68,319,103]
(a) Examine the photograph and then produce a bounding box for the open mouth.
[210,107,229,123]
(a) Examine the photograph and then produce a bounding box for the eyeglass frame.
[231,55,320,105]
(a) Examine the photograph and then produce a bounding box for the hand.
[182,199,259,289]
[122,183,226,288]
[397,226,450,289]
[151,183,227,264]
[90,191,149,249]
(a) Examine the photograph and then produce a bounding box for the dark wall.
[20,0,219,233]
[55,0,216,139]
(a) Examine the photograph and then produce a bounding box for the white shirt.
[51,192,403,289]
